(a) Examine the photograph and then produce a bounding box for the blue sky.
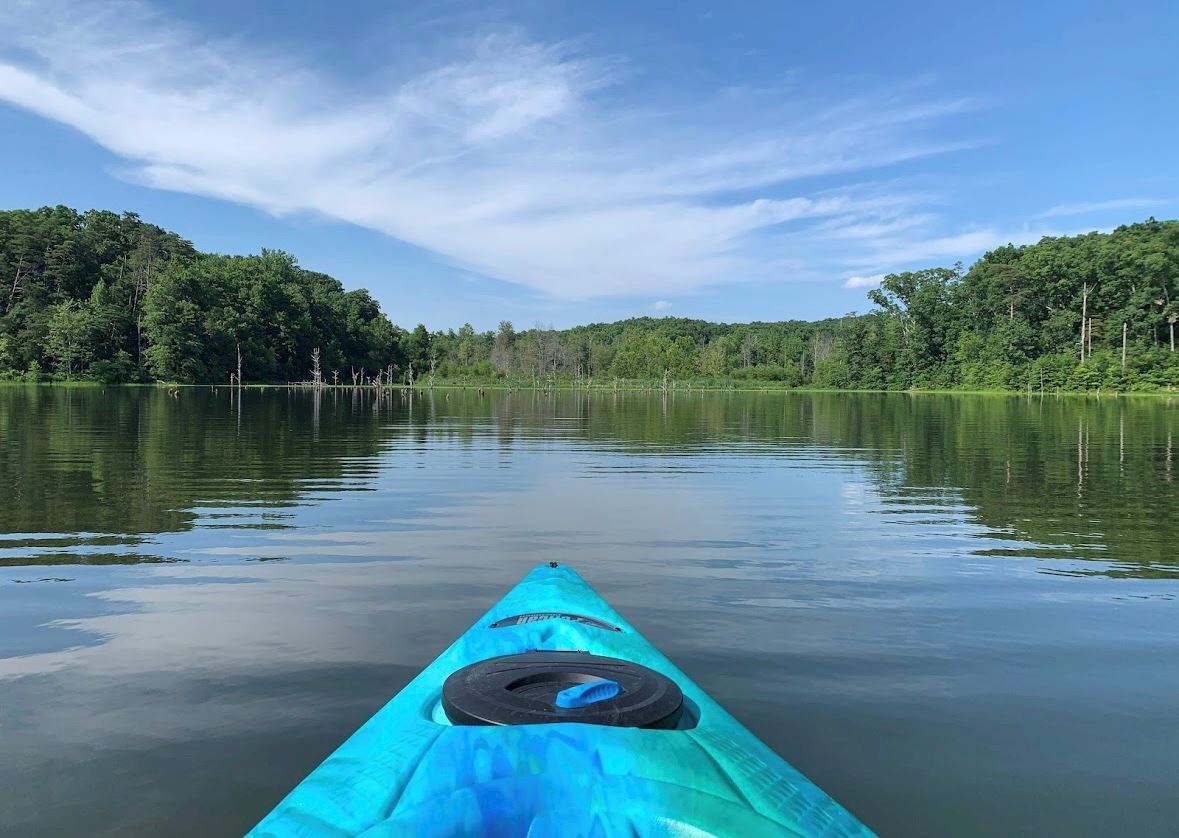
[0,0,1176,330]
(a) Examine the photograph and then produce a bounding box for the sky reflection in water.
[0,387,1176,836]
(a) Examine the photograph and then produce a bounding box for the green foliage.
[609,330,697,379]
[45,300,95,378]
[842,220,1179,392]
[1,206,1177,390]
[0,207,398,383]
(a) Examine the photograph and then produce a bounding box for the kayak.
[249,563,873,836]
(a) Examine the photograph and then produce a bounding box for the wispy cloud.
[1039,198,1169,218]
[0,0,993,299]
[835,225,1061,284]
[851,227,1049,267]
[652,300,673,311]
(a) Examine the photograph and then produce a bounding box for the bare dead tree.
[532,320,549,376]
[130,252,155,314]
[1079,282,1088,362]
[811,331,834,369]
[740,332,758,368]
[332,369,339,386]
[311,347,322,387]
[6,256,23,313]
[236,341,243,387]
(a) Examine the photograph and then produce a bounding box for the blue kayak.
[249,563,873,836]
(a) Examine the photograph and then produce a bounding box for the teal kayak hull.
[249,564,873,836]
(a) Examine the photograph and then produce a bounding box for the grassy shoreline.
[3,378,1176,397]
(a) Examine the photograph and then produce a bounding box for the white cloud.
[0,0,993,300]
[835,225,1064,285]
[652,300,673,311]
[861,228,1043,264]
[1039,198,1169,218]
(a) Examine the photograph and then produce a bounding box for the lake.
[0,386,1176,836]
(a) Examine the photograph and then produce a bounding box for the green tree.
[45,300,95,378]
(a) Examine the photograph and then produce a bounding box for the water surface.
[1,387,1177,836]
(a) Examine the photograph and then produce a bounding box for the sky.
[0,0,1176,331]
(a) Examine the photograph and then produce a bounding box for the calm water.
[1,387,1177,836]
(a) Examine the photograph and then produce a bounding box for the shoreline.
[3,380,1176,398]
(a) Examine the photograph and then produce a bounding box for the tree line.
[1,205,1176,390]
[0,206,396,385]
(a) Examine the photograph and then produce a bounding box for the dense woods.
[1,205,1177,390]
[0,206,397,385]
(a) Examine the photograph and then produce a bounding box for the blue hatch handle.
[555,679,621,709]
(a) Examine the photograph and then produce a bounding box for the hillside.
[1,206,1176,390]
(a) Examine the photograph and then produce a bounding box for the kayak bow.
[249,563,873,837]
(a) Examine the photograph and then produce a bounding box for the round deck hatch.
[441,651,683,729]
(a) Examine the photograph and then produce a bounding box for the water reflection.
[1,388,1178,836]
[1,387,1175,577]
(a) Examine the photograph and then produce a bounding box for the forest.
[1,205,1176,391]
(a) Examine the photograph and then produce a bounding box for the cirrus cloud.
[0,0,1005,300]
[1038,197,1171,218]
